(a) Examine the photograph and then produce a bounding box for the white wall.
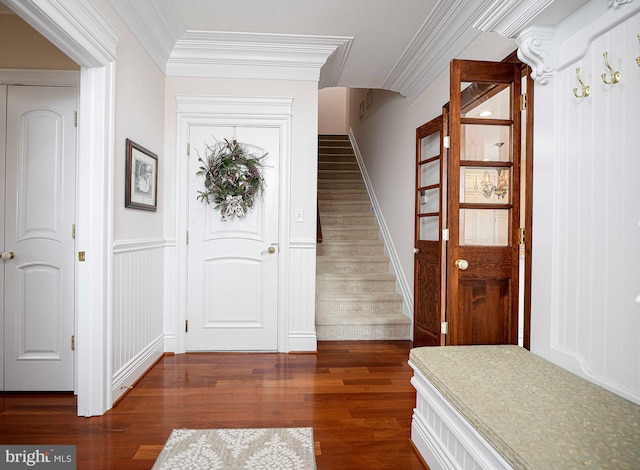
[319,87,348,134]
[348,32,516,319]
[529,1,640,404]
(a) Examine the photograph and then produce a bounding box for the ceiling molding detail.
[108,0,184,72]
[516,26,556,84]
[319,38,353,89]
[474,0,555,38]
[166,31,352,82]
[383,0,494,102]
[2,0,118,66]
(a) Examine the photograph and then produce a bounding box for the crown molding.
[2,0,118,66]
[167,31,352,82]
[474,0,555,38]
[383,0,494,102]
[319,37,353,89]
[108,0,183,73]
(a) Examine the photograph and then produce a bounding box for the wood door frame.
[447,58,522,346]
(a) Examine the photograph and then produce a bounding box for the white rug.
[152,428,316,470]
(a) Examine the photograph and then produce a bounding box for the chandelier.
[480,142,508,199]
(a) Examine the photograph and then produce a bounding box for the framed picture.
[125,139,158,211]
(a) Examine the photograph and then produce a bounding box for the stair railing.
[316,202,323,243]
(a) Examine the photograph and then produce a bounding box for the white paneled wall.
[112,240,165,403]
[528,2,640,404]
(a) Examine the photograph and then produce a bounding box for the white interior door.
[187,125,279,351]
[3,85,77,391]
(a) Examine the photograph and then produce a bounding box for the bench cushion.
[410,345,640,469]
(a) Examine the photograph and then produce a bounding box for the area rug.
[152,427,316,469]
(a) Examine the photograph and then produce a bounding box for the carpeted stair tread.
[316,135,410,341]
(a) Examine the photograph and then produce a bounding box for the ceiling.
[2,0,589,101]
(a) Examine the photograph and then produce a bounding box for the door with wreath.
[187,125,279,351]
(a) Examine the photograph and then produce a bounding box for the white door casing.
[3,85,77,391]
[176,96,293,353]
[187,125,279,351]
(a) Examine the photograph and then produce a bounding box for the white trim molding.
[608,0,634,8]
[516,26,556,84]
[175,95,295,354]
[2,0,118,66]
[167,31,352,82]
[474,0,555,38]
[108,0,183,72]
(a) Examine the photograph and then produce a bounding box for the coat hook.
[573,67,590,98]
[601,52,621,84]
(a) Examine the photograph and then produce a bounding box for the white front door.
[3,85,77,391]
[187,125,279,351]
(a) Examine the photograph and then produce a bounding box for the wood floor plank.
[0,341,426,469]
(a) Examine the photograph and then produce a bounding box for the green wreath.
[196,138,266,220]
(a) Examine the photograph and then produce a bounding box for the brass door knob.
[268,246,276,254]
[455,259,469,270]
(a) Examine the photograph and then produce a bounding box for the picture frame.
[125,139,158,211]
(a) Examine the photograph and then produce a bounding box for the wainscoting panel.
[288,241,317,351]
[112,240,165,403]
[528,4,640,404]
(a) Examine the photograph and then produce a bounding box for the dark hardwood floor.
[0,341,427,469]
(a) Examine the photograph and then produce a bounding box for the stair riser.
[318,147,354,154]
[316,278,396,292]
[320,229,379,241]
[320,215,375,226]
[318,171,362,180]
[319,155,356,163]
[319,202,372,212]
[317,191,369,201]
[319,162,359,171]
[318,180,365,190]
[316,300,403,315]
[317,260,389,273]
[317,244,384,256]
[316,324,410,341]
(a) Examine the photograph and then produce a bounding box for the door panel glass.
[419,187,440,214]
[420,132,440,160]
[419,159,440,187]
[461,83,511,120]
[459,209,509,246]
[419,215,439,241]
[460,167,510,203]
[461,125,511,161]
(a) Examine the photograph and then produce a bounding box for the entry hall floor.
[0,341,426,470]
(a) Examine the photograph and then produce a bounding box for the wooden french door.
[447,60,521,345]
[413,112,447,346]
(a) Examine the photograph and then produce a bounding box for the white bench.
[409,345,640,470]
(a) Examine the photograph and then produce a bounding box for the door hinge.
[185,320,188,333]
[520,94,527,111]
[441,321,448,335]
[520,227,526,245]
[442,228,449,241]
[72,224,76,239]
[71,335,75,351]
[78,251,85,262]
[187,143,190,156]
[186,231,189,245]
[74,111,78,128]
[443,136,450,149]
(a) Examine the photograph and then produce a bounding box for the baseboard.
[348,129,414,322]
[288,332,317,352]
[111,335,164,404]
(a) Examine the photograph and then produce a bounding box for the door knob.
[268,246,276,254]
[411,248,420,254]
[1,251,14,260]
[455,259,469,270]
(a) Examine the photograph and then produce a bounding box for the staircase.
[315,135,411,341]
